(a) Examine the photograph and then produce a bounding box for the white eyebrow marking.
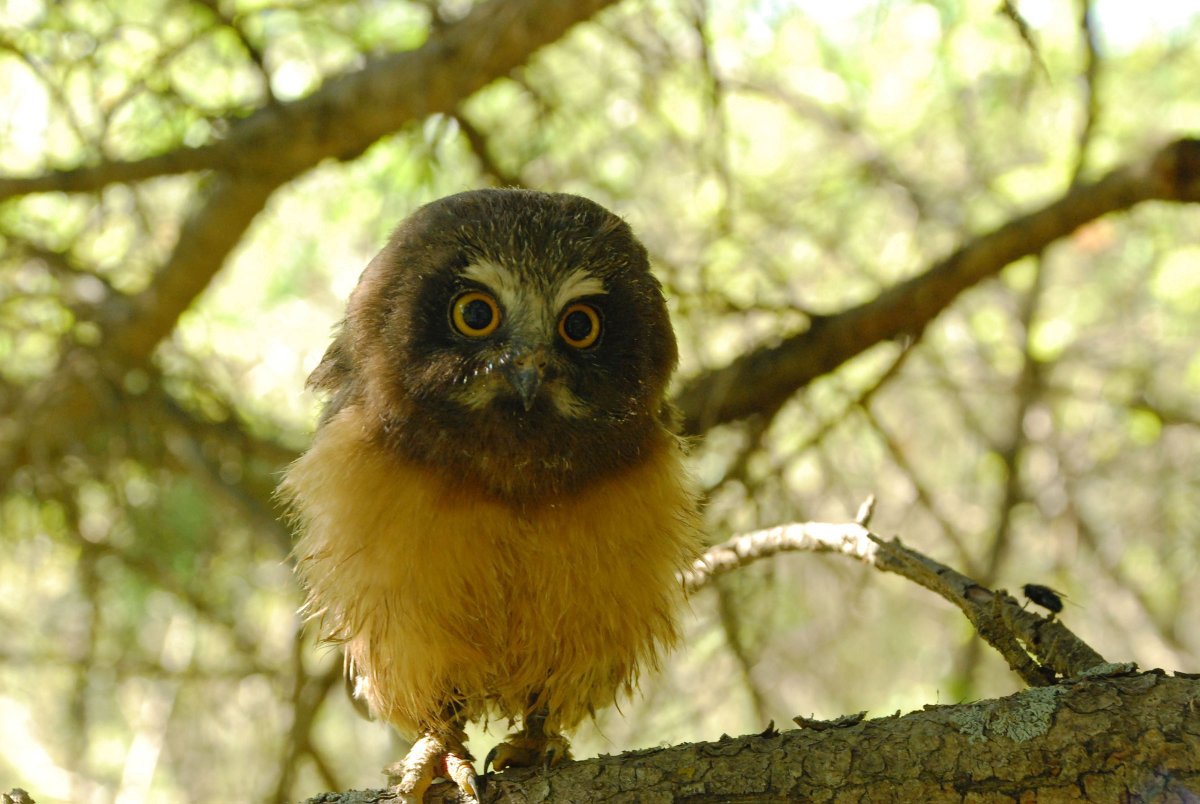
[461,262,607,339]
[462,260,522,307]
[461,260,533,334]
[552,268,606,313]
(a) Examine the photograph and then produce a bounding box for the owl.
[279,189,702,802]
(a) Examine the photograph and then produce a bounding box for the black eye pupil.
[461,299,493,331]
[563,310,593,342]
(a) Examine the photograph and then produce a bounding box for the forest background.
[1,0,1198,801]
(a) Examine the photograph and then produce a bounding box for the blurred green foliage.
[1,0,1199,801]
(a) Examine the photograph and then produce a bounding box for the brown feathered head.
[308,189,679,502]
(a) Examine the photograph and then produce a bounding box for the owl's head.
[311,189,679,501]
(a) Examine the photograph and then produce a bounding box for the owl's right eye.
[451,291,501,337]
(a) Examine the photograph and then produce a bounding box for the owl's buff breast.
[281,404,702,737]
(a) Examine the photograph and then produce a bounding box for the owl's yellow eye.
[451,291,501,337]
[558,303,601,349]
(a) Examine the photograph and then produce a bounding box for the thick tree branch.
[313,672,1200,802]
[102,174,280,364]
[674,137,1200,435]
[0,0,619,201]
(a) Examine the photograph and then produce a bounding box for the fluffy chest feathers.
[282,403,701,736]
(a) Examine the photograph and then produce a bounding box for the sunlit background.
[2,0,1199,801]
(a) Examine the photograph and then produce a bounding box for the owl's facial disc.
[447,261,606,418]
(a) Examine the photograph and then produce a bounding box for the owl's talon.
[486,733,572,773]
[389,732,478,803]
[443,752,479,799]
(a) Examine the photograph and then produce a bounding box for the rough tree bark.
[307,671,1200,802]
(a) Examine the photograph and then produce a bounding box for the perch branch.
[342,672,1200,803]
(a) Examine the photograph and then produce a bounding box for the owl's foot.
[484,732,572,772]
[386,731,479,804]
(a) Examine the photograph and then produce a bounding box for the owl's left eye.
[451,291,501,337]
[558,303,601,349]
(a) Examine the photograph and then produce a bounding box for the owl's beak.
[501,347,547,412]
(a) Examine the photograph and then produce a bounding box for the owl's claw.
[443,752,480,800]
[387,732,479,803]
[484,732,572,773]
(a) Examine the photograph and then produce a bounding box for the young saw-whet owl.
[279,188,702,801]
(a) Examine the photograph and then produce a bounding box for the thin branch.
[0,33,92,156]
[189,0,277,105]
[0,146,224,198]
[680,520,879,594]
[982,251,1049,588]
[712,579,770,726]
[274,641,344,803]
[687,0,735,234]
[997,0,1051,80]
[728,77,935,220]
[679,510,1107,684]
[857,403,981,577]
[1070,0,1102,184]
[77,536,277,670]
[779,337,917,468]
[1059,469,1192,661]
[452,112,525,188]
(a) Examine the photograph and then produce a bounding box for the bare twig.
[784,338,917,466]
[997,0,1051,80]
[679,520,879,594]
[680,507,1107,684]
[0,0,621,200]
[712,580,770,725]
[452,112,525,188]
[1070,0,1102,184]
[857,403,980,575]
[985,251,1049,586]
[274,642,344,803]
[854,495,876,527]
